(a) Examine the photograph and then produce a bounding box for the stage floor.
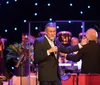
[3,73,100,85]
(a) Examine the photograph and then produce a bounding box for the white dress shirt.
[45,35,57,58]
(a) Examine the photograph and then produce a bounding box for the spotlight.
[6,1,9,4]
[25,35,28,38]
[49,18,52,21]
[17,57,20,60]
[81,25,83,28]
[14,0,17,2]
[30,61,33,64]
[88,5,90,8]
[14,27,17,31]
[70,3,73,6]
[68,21,71,23]
[24,20,27,23]
[56,26,59,29]
[34,13,37,16]
[35,27,38,30]
[5,29,8,32]
[35,2,38,6]
[47,3,51,6]
[80,11,83,14]
[12,67,14,69]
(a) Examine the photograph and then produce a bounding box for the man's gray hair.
[45,22,56,30]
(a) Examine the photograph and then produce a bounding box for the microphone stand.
[76,72,79,85]
[15,54,24,85]
[15,54,24,68]
[36,64,39,85]
[76,69,81,85]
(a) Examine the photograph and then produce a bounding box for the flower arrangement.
[6,42,34,61]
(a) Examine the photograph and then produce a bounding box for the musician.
[68,37,82,71]
[60,37,82,73]
[0,37,7,75]
[0,38,5,58]
[15,34,30,76]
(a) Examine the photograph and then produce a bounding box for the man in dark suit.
[66,28,100,74]
[34,22,86,85]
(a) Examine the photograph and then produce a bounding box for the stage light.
[17,57,20,60]
[70,3,73,6]
[30,61,33,64]
[34,13,37,16]
[14,0,17,2]
[47,3,51,6]
[14,27,17,31]
[56,26,59,29]
[49,18,52,21]
[5,29,7,32]
[88,5,90,8]
[81,25,83,28]
[12,67,14,69]
[35,27,38,30]
[35,2,38,6]
[80,11,83,14]
[6,1,9,4]
[68,21,71,23]
[24,20,27,23]
[25,35,28,38]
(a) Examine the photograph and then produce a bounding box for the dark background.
[0,0,100,45]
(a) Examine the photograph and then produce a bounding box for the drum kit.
[57,31,81,81]
[57,31,72,46]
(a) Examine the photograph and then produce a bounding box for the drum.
[59,62,81,81]
[59,63,71,81]
[61,73,71,81]
[57,31,72,46]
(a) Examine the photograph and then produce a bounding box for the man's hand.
[81,37,88,46]
[48,46,58,53]
[60,52,67,57]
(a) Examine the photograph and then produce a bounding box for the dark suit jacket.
[67,40,100,74]
[34,35,79,81]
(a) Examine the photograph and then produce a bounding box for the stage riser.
[11,76,36,85]
[62,74,100,85]
[3,74,100,85]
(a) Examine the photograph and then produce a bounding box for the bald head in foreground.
[66,28,100,74]
[86,28,98,41]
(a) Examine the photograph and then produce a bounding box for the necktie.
[53,40,56,46]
